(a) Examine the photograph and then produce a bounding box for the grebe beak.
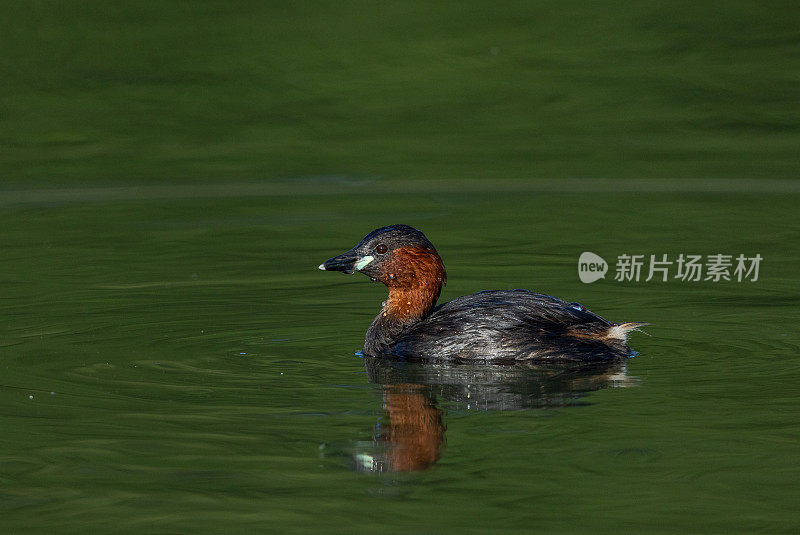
[319,249,369,274]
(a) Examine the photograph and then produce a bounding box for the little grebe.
[319,225,644,361]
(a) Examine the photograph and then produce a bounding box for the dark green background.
[2,3,799,534]
[2,1,798,188]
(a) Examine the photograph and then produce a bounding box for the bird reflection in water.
[353,355,637,473]
[353,383,445,473]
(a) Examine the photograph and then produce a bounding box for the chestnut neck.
[380,246,447,323]
[364,246,447,355]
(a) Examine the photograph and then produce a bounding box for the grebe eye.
[375,243,388,255]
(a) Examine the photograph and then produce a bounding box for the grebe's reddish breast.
[319,225,644,362]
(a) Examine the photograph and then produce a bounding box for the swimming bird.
[319,225,644,362]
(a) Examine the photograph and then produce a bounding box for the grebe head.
[319,225,437,279]
[319,225,447,319]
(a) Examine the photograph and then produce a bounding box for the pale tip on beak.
[318,263,326,270]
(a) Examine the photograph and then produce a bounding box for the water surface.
[1,184,797,533]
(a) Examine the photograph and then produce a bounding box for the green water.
[1,186,798,533]
[2,2,799,186]
[3,1,800,532]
